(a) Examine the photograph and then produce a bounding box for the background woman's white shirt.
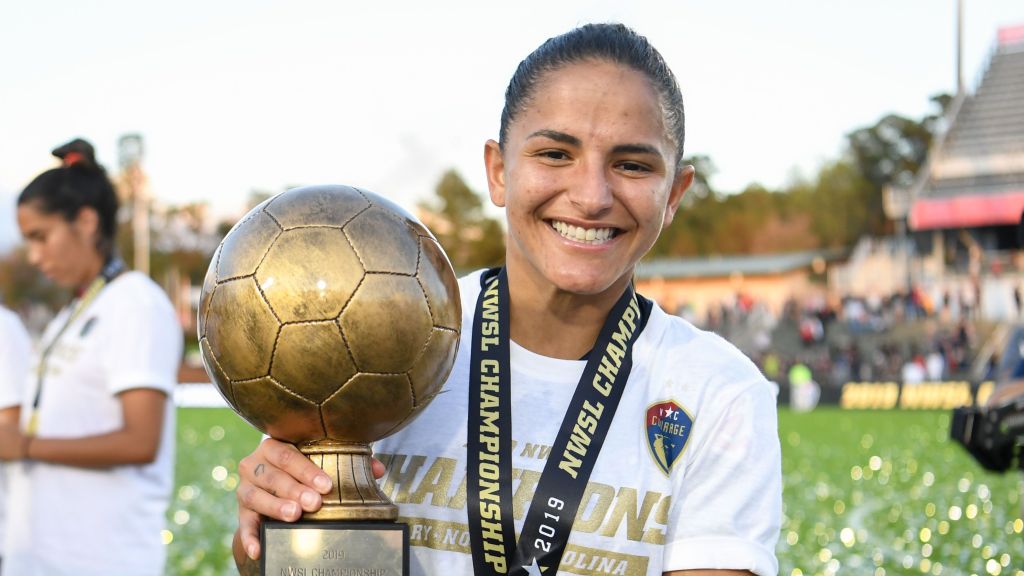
[2,272,182,576]
[0,305,31,559]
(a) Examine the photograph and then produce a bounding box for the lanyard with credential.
[467,267,649,576]
[25,258,125,436]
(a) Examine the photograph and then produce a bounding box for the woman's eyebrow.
[612,143,661,156]
[527,130,662,159]
[527,129,581,146]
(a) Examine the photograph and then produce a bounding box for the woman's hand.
[232,438,386,566]
[234,437,332,562]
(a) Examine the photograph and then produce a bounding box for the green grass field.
[778,409,1023,576]
[167,408,1024,575]
[167,409,261,575]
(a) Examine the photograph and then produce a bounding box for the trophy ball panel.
[417,237,461,330]
[408,328,459,407]
[339,275,432,373]
[216,210,282,281]
[321,374,414,443]
[344,206,420,275]
[266,185,371,229]
[233,377,326,443]
[205,278,280,381]
[197,244,221,338]
[200,337,235,406]
[271,322,357,404]
[256,227,362,323]
[359,189,432,238]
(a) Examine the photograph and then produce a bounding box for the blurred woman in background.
[0,304,31,574]
[0,138,182,576]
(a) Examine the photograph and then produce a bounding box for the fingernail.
[314,474,332,493]
[247,543,259,560]
[282,502,299,519]
[300,490,319,509]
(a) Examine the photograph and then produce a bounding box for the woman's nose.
[567,162,614,217]
[26,244,43,267]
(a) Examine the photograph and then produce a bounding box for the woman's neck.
[505,265,631,360]
[73,254,106,296]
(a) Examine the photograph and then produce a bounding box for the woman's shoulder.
[457,269,487,292]
[642,301,768,390]
[0,306,27,334]
[457,269,487,309]
[104,271,176,313]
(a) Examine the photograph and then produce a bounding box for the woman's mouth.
[549,220,618,245]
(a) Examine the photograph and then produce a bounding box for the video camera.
[951,395,1024,472]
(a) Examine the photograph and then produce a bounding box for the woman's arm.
[0,405,18,426]
[0,388,166,467]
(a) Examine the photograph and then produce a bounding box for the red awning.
[909,191,1024,230]
[999,24,1024,47]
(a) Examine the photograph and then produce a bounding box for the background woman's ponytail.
[52,138,102,172]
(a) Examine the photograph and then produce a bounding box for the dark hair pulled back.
[499,23,686,170]
[18,138,120,259]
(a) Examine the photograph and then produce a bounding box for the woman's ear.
[73,206,101,240]
[662,165,695,229]
[484,139,507,208]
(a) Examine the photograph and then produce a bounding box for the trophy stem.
[297,440,397,521]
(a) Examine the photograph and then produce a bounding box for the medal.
[467,268,649,575]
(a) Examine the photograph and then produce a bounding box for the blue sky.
[2,1,1023,250]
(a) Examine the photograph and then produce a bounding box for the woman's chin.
[548,269,629,298]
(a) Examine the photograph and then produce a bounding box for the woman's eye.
[619,161,650,173]
[539,150,570,161]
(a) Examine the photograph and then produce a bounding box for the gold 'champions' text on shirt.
[377,448,668,576]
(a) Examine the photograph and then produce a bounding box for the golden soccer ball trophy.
[198,184,461,575]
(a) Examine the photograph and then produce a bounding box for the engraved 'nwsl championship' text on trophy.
[198,185,461,576]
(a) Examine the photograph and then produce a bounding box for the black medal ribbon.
[467,268,517,575]
[467,267,649,575]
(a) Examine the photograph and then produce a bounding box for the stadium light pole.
[956,0,964,97]
[118,133,149,275]
[883,184,913,296]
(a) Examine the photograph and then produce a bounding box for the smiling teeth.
[551,221,615,244]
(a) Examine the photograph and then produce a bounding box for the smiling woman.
[233,24,780,576]
[0,139,183,576]
[485,59,690,342]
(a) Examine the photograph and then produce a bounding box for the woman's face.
[486,59,693,298]
[17,202,101,289]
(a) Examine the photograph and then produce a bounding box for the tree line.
[420,94,949,266]
[1,94,949,311]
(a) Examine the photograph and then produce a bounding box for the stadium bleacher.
[910,25,1024,231]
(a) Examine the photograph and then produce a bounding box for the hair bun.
[51,138,96,168]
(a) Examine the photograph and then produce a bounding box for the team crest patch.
[646,400,692,476]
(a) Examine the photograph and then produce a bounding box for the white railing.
[173,383,229,408]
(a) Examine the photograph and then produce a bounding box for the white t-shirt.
[3,272,182,576]
[0,306,31,556]
[374,271,781,576]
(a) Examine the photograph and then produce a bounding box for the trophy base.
[261,520,408,576]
